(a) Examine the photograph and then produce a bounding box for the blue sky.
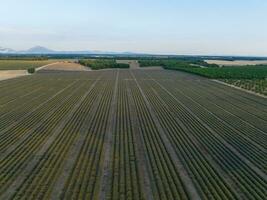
[0,0,267,56]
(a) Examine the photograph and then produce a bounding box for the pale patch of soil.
[205,60,267,66]
[38,62,90,71]
[0,70,28,81]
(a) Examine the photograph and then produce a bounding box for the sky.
[0,0,267,56]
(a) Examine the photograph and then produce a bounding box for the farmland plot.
[0,69,266,200]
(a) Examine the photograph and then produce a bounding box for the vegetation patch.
[79,59,129,70]
[139,59,218,68]
[27,68,35,74]
[185,65,267,79]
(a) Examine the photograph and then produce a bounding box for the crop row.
[137,70,267,199]
[132,71,238,200]
[8,78,105,199]
[109,70,143,199]
[0,79,95,195]
[61,76,116,199]
[191,81,267,132]
[128,72,189,200]
[0,78,74,117]
[199,80,267,119]
[175,80,267,149]
[155,79,267,172]
[0,79,80,135]
[0,77,45,105]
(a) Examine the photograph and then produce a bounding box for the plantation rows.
[0,69,266,199]
[223,79,267,96]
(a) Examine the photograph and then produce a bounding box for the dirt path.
[35,62,60,71]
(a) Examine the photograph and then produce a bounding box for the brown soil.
[39,62,90,71]
[0,70,28,81]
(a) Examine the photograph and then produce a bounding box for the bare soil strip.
[99,70,119,200]
[130,71,201,200]
[151,77,267,181]
[1,78,100,200]
[35,62,60,71]
[0,70,28,81]
[126,80,154,200]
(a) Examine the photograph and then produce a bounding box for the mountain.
[0,46,56,54]
[0,46,141,55]
[0,47,16,54]
[24,46,55,54]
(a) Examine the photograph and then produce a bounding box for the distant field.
[205,59,267,66]
[0,60,60,70]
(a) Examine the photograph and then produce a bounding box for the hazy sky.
[0,0,267,56]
